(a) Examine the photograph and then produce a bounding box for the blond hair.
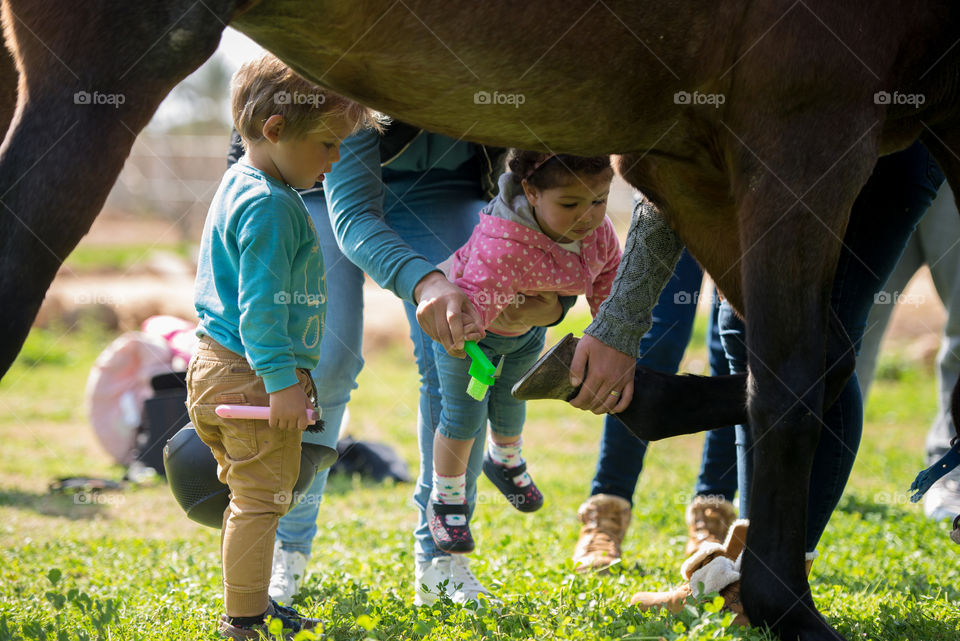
[231,53,384,145]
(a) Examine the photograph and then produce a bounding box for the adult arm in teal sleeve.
[324,128,439,304]
[236,197,299,394]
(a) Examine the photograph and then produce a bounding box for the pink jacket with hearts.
[439,175,621,335]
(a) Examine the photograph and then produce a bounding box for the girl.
[427,150,622,553]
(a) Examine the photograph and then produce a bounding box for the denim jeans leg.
[486,327,548,439]
[854,234,921,398]
[694,295,738,502]
[432,338,494,442]
[590,249,702,502]
[383,181,488,563]
[276,191,365,555]
[717,302,751,513]
[810,141,943,549]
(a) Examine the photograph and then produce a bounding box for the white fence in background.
[105,133,232,241]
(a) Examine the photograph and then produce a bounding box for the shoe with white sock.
[413,555,491,606]
[269,540,309,604]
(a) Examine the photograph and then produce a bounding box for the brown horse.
[2,2,960,639]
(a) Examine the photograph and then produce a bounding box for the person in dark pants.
[573,248,739,572]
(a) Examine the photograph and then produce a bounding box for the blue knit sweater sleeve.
[323,128,439,304]
[235,197,300,393]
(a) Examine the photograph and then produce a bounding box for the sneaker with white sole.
[924,467,960,522]
[269,540,309,604]
[413,555,491,606]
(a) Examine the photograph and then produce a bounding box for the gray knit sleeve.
[585,199,684,356]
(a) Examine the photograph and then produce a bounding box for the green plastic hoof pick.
[463,341,503,401]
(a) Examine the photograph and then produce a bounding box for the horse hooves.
[511,333,581,401]
[768,608,847,641]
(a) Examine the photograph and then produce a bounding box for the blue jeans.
[590,249,738,504]
[719,140,944,552]
[434,327,547,443]
[276,175,487,558]
[855,183,960,463]
[276,190,363,554]
[381,173,489,563]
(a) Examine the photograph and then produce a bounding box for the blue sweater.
[323,128,478,303]
[194,158,325,393]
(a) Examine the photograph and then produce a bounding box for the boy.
[186,53,381,639]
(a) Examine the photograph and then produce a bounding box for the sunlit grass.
[0,314,957,640]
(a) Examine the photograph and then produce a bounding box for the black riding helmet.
[164,423,338,528]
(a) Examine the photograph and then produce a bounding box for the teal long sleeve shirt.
[323,128,478,304]
[194,158,326,393]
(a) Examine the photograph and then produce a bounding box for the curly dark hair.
[506,149,613,190]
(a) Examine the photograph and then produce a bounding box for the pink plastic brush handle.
[215,404,319,423]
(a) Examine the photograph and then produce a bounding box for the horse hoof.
[511,333,580,401]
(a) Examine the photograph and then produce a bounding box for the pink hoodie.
[441,211,622,334]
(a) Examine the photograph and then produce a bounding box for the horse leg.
[0,0,242,378]
[0,30,16,142]
[514,309,853,441]
[733,129,878,641]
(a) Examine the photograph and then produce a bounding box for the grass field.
[0,309,958,640]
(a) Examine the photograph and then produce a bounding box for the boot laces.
[581,508,625,554]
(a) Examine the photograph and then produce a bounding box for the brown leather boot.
[685,495,738,557]
[511,333,580,401]
[572,494,631,573]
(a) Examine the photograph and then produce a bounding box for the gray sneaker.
[923,468,960,521]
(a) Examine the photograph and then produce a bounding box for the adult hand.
[488,291,562,334]
[269,384,313,431]
[568,333,635,414]
[414,271,485,357]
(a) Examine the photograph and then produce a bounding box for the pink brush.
[215,404,320,424]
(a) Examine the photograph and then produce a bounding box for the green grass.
[62,244,191,273]
[0,314,958,640]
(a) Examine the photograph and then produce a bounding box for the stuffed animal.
[631,519,751,625]
[630,520,820,626]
